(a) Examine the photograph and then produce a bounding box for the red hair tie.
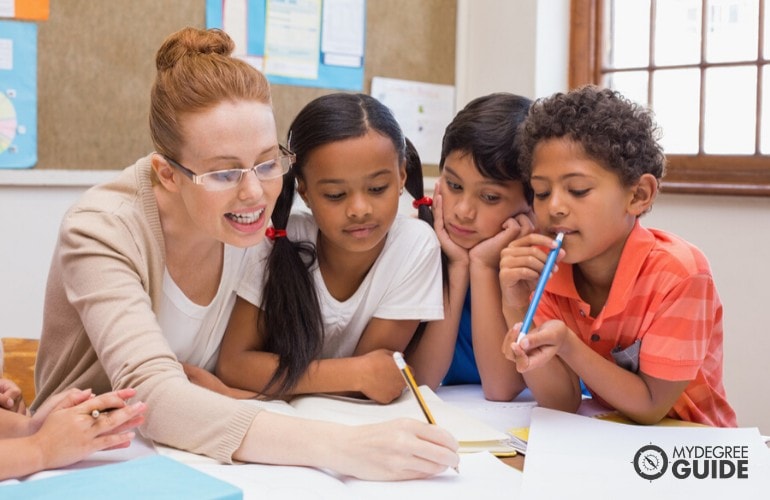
[265,227,287,240]
[412,196,433,209]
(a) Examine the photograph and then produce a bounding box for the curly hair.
[517,85,666,187]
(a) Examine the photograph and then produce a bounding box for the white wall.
[0,170,118,339]
[457,0,770,433]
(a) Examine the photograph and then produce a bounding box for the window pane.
[704,66,757,154]
[705,0,759,63]
[606,0,650,68]
[760,65,770,153]
[765,1,770,57]
[652,69,700,154]
[655,0,701,66]
[606,70,649,107]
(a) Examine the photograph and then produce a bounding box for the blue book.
[0,455,242,499]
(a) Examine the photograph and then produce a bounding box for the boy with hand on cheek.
[500,85,736,427]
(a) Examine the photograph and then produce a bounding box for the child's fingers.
[509,343,531,372]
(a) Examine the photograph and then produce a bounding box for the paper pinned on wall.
[371,77,455,166]
[0,19,37,169]
[208,0,365,90]
[264,0,321,80]
[321,0,365,68]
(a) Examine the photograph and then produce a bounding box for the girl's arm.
[215,298,414,403]
[406,186,470,389]
[407,260,469,389]
[467,215,533,401]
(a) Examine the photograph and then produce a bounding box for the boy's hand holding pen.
[516,232,564,343]
[500,232,565,367]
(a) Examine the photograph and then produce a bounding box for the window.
[570,0,770,195]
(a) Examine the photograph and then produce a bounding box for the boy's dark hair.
[261,92,428,395]
[440,92,534,204]
[517,85,666,186]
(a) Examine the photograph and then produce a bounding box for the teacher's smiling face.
[159,100,285,249]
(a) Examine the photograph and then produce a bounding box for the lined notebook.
[0,455,242,499]
[248,386,519,457]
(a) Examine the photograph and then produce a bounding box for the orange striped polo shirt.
[536,221,737,427]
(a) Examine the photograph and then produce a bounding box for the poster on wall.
[206,0,365,91]
[0,20,36,169]
[371,77,455,166]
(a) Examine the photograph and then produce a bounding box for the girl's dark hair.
[260,92,427,395]
[440,92,534,204]
[408,93,534,358]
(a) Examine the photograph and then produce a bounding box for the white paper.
[521,407,770,499]
[0,38,13,70]
[264,0,321,79]
[321,0,364,68]
[222,0,249,56]
[286,386,512,445]
[179,451,521,500]
[436,384,537,432]
[371,77,455,165]
[0,0,14,18]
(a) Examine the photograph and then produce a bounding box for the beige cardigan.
[33,155,261,463]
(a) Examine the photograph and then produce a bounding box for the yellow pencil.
[393,351,459,473]
[393,351,436,423]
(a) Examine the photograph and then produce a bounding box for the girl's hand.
[334,418,459,480]
[499,232,565,313]
[468,211,536,269]
[0,378,25,414]
[504,320,573,372]
[432,180,469,266]
[355,349,406,404]
[30,391,146,470]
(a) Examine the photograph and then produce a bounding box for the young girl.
[212,93,444,404]
[407,93,534,401]
[500,86,736,426]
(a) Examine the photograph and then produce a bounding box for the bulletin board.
[34,0,455,171]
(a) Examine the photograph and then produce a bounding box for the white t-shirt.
[238,212,444,358]
[157,244,257,371]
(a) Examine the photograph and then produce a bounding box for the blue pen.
[517,232,565,343]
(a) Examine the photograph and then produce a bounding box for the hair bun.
[155,27,235,72]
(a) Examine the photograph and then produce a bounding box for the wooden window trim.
[569,0,770,196]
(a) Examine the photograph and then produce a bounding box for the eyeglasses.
[165,144,295,191]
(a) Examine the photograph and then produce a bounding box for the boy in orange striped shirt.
[499,85,736,427]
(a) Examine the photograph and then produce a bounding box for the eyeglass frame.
[164,144,295,191]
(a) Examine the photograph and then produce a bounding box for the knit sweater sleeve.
[48,199,261,463]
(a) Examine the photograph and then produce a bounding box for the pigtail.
[401,138,444,355]
[260,167,323,395]
[403,138,435,227]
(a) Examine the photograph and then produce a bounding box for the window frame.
[570,0,770,196]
